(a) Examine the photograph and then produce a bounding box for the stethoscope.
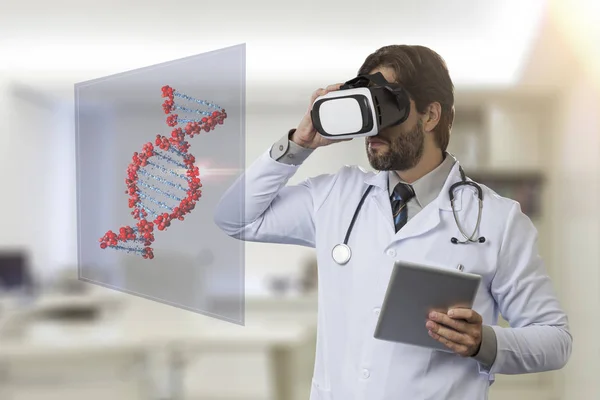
[331,164,486,265]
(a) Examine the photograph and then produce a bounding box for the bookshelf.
[448,89,553,220]
[468,171,545,219]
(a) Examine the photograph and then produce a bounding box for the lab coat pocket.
[422,232,493,286]
[310,379,332,400]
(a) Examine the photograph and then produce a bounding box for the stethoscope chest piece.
[332,243,352,265]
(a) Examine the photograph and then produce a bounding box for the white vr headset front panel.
[313,87,379,139]
[319,98,363,135]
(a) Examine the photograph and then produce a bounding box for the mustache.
[367,136,391,144]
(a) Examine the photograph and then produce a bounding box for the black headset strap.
[365,72,389,86]
[344,185,374,245]
[341,72,392,89]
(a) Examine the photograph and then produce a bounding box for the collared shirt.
[269,130,497,367]
[387,152,456,221]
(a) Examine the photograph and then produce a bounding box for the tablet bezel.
[373,260,482,352]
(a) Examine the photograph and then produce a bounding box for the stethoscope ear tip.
[450,236,486,244]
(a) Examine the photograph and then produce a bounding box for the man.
[214,45,572,399]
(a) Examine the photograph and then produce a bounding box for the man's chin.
[367,155,393,171]
[368,144,390,155]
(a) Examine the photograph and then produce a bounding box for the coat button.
[387,249,396,257]
[361,369,370,379]
[373,307,381,315]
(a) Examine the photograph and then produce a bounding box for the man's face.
[364,67,425,171]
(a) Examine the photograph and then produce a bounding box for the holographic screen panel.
[75,44,246,324]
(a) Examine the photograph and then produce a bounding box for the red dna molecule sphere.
[98,85,227,259]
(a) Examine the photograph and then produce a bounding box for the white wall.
[514,4,600,397]
[0,82,75,283]
[550,72,600,399]
[0,79,12,246]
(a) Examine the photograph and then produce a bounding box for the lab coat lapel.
[393,162,464,242]
[364,170,396,230]
[362,163,465,241]
[394,202,441,241]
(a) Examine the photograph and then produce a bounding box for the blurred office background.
[0,0,598,399]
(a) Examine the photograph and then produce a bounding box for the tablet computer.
[373,260,482,352]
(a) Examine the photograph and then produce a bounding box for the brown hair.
[357,45,455,152]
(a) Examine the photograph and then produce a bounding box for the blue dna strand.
[99,85,227,259]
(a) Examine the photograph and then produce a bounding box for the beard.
[366,119,425,171]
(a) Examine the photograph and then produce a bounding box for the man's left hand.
[426,308,483,357]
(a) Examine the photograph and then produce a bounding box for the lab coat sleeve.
[484,202,573,375]
[213,146,334,247]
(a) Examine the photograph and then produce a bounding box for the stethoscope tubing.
[333,164,485,265]
[343,185,374,245]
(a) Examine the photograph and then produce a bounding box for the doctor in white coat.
[214,44,572,400]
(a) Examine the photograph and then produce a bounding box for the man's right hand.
[291,83,352,150]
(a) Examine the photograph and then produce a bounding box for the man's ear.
[423,102,441,133]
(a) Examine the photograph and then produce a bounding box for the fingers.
[426,320,480,356]
[325,83,343,92]
[428,330,470,356]
[448,308,483,324]
[308,89,324,112]
[426,309,483,357]
[426,320,466,343]
[310,88,326,104]
[428,311,468,333]
[309,83,344,108]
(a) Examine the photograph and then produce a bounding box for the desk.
[170,320,316,400]
[0,292,318,400]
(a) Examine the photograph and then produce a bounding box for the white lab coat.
[214,148,572,400]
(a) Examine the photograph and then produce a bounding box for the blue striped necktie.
[391,183,415,233]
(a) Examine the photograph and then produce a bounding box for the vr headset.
[310,72,411,139]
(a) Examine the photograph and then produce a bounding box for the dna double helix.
[98,85,227,259]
